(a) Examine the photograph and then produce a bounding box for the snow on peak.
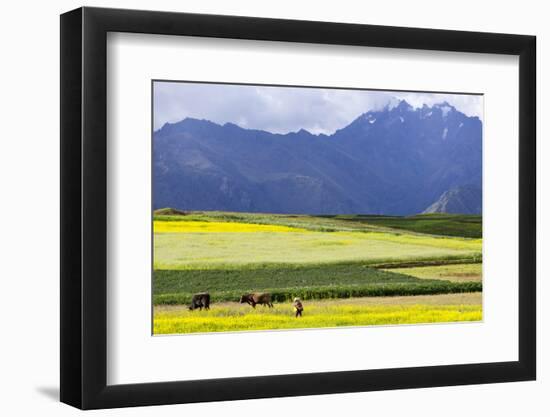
[433,102,454,117]
[441,105,452,118]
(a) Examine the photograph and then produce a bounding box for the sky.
[153,81,483,135]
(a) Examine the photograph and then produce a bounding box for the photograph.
[152,81,484,335]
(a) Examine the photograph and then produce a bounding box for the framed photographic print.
[60,6,536,410]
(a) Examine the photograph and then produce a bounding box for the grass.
[154,228,481,270]
[155,263,420,294]
[388,263,482,282]
[153,293,482,334]
[153,211,385,233]
[153,263,481,305]
[320,213,482,238]
[154,210,482,238]
[152,210,483,332]
[154,281,482,305]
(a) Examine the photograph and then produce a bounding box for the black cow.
[239,293,273,308]
[189,292,210,311]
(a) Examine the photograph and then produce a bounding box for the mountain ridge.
[156,100,481,137]
[153,100,482,215]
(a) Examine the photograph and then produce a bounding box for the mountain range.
[153,100,482,215]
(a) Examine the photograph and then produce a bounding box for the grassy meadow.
[153,210,482,334]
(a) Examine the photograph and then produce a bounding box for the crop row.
[154,281,482,305]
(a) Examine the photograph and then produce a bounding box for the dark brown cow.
[189,292,210,311]
[293,297,304,318]
[240,293,273,308]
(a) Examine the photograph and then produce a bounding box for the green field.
[320,213,482,238]
[384,263,482,282]
[152,210,483,334]
[154,263,481,305]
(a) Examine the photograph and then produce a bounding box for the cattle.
[293,298,304,317]
[239,292,273,308]
[189,292,210,311]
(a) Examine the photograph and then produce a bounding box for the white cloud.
[154,81,483,134]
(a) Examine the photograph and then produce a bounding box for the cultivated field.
[384,263,482,282]
[153,210,482,334]
[154,293,482,334]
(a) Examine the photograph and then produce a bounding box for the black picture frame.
[60,6,536,410]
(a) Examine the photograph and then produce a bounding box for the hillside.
[423,185,482,215]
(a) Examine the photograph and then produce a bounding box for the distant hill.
[423,185,482,215]
[154,207,190,216]
[153,100,482,215]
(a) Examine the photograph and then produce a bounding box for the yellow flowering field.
[153,294,482,334]
[154,220,307,233]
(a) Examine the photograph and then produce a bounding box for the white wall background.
[0,0,545,415]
